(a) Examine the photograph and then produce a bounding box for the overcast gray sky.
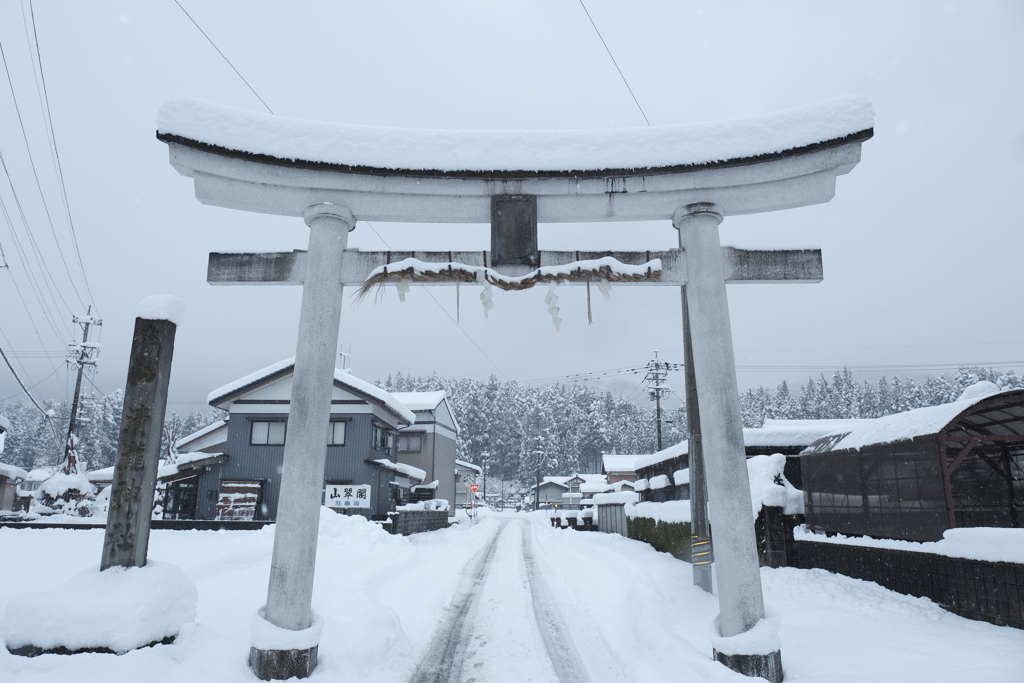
[1,1,1023,414]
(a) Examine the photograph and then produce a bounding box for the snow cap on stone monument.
[136,295,186,327]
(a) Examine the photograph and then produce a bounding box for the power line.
[0,35,87,311]
[0,340,61,444]
[578,0,650,126]
[172,0,274,115]
[161,17,507,381]
[25,0,98,312]
[0,149,73,341]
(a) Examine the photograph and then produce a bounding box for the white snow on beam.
[157,96,873,174]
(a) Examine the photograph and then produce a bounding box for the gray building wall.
[195,412,400,520]
[398,429,458,517]
[534,482,568,507]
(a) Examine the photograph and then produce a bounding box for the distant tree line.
[0,390,221,472]
[2,366,1018,482]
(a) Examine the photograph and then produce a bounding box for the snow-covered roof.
[371,459,426,483]
[0,415,11,433]
[392,391,446,412]
[207,358,415,425]
[175,419,228,451]
[602,454,641,473]
[805,383,1023,454]
[580,482,613,494]
[394,390,461,435]
[634,441,688,472]
[744,419,871,448]
[158,96,873,175]
[0,462,28,480]
[454,459,482,474]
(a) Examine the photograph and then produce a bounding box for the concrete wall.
[390,509,449,535]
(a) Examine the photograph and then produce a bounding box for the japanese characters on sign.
[325,484,371,509]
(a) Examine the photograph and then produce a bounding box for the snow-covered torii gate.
[158,96,872,681]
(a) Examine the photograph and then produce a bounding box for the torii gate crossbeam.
[158,95,873,682]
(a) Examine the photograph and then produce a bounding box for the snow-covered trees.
[737,366,1023,427]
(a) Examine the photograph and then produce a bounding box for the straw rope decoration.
[355,259,661,302]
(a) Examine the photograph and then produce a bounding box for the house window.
[397,434,422,453]
[251,420,286,445]
[327,421,346,446]
[372,424,391,452]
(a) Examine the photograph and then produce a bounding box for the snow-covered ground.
[1,511,1021,682]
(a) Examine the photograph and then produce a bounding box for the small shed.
[801,383,1024,542]
[601,454,640,484]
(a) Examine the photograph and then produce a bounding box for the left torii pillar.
[249,204,354,681]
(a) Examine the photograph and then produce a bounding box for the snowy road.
[2,511,1022,682]
[410,520,593,683]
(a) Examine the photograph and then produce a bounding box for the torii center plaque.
[158,95,873,681]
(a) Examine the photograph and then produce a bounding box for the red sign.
[469,484,479,492]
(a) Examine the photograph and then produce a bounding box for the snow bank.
[710,615,781,656]
[673,468,689,486]
[136,295,186,326]
[250,606,323,651]
[794,526,1024,565]
[1,561,197,653]
[628,500,691,524]
[158,95,873,173]
[747,453,804,516]
[632,478,650,491]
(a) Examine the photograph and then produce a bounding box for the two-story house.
[180,358,420,521]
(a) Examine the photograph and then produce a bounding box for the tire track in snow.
[520,521,592,683]
[408,520,509,683]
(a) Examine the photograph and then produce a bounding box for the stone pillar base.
[713,648,783,683]
[249,645,318,680]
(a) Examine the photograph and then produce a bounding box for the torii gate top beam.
[156,96,872,223]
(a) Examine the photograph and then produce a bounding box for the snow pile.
[747,453,804,516]
[628,500,692,524]
[397,499,450,512]
[592,491,639,505]
[673,468,690,486]
[135,295,186,326]
[794,526,1024,565]
[158,95,873,173]
[710,615,781,656]
[1,561,197,653]
[649,474,671,490]
[632,478,650,491]
[250,607,323,651]
[34,471,96,517]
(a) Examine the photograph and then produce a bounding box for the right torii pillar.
[676,202,782,682]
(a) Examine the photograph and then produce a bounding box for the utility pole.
[644,350,674,452]
[63,306,102,474]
